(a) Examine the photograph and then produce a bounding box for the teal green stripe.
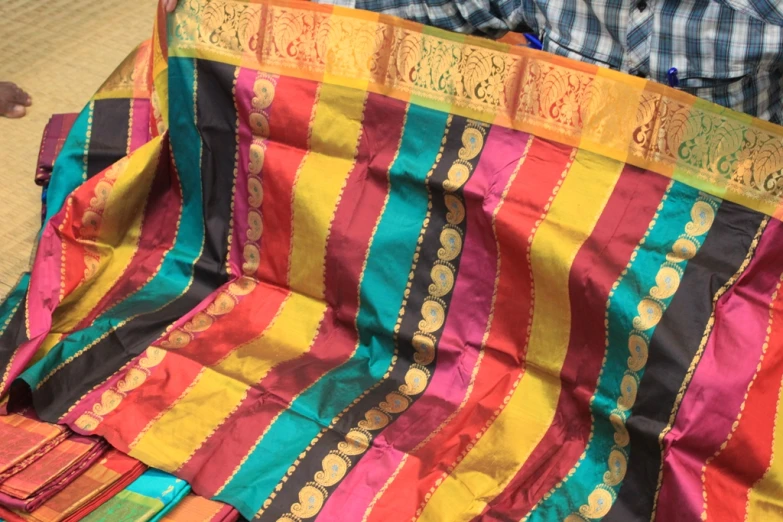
[83,469,190,522]
[43,104,92,228]
[526,182,713,520]
[216,104,449,517]
[21,57,205,388]
[0,274,30,338]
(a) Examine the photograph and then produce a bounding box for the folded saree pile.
[0,411,133,522]
[0,409,237,521]
[0,410,106,511]
[3,0,783,520]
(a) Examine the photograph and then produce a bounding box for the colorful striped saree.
[2,0,783,520]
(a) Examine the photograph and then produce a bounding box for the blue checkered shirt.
[316,0,783,123]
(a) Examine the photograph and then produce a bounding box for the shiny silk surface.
[1,0,783,520]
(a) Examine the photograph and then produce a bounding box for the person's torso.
[523,0,783,121]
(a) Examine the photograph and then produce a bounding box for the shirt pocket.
[542,30,620,69]
[679,3,773,87]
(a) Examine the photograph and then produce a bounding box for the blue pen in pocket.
[667,67,679,87]
[524,34,543,50]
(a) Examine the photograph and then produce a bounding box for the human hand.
[163,0,178,13]
[0,82,32,118]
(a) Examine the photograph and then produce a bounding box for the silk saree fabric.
[0,450,145,522]
[0,413,68,483]
[0,436,107,511]
[35,114,79,224]
[3,0,783,520]
[80,469,190,522]
[159,494,239,522]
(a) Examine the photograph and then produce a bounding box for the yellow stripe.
[212,292,325,385]
[129,84,367,468]
[289,84,367,300]
[419,150,624,522]
[48,140,161,335]
[214,83,366,384]
[29,334,64,366]
[745,379,783,519]
[129,367,248,470]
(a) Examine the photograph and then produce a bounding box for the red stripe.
[179,93,406,496]
[89,282,288,452]
[366,138,573,522]
[155,2,168,62]
[480,166,670,520]
[703,249,783,520]
[256,76,316,287]
[59,181,95,299]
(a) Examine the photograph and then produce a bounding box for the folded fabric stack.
[0,412,238,522]
[0,410,134,522]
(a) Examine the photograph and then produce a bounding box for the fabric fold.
[0,449,145,522]
[0,437,107,512]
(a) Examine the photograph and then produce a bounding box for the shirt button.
[637,0,647,10]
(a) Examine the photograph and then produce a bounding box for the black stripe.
[30,59,239,419]
[87,98,131,179]
[194,59,239,282]
[605,200,765,521]
[256,116,487,521]
[0,297,30,377]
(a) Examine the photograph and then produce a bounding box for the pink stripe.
[27,223,64,336]
[228,67,258,277]
[1,219,68,393]
[129,99,151,154]
[318,127,530,521]
[654,219,783,521]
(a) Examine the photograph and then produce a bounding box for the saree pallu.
[2,0,783,520]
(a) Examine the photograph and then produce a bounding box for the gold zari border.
[168,0,783,218]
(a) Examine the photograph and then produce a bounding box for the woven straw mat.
[0,0,157,299]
